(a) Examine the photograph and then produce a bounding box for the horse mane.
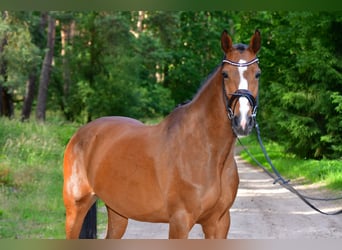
[194,65,222,99]
[163,63,222,130]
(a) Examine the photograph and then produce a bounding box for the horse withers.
[63,29,261,239]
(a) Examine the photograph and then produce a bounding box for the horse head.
[221,29,261,136]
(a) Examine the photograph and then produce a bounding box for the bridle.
[222,58,259,67]
[221,57,259,121]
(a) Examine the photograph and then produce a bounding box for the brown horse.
[63,29,261,239]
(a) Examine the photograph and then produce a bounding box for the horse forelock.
[233,43,248,53]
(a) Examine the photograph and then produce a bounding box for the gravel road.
[99,153,342,239]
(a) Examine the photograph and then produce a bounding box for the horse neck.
[191,67,235,145]
[162,66,236,150]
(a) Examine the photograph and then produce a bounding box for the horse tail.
[79,201,97,239]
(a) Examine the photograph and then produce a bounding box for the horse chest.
[168,163,234,215]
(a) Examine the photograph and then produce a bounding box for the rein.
[221,57,259,121]
[238,124,342,216]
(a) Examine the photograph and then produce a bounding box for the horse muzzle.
[232,114,255,136]
[226,89,258,136]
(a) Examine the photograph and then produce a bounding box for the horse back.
[64,116,145,168]
[64,116,153,178]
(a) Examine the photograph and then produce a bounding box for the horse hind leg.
[64,176,97,239]
[105,206,128,239]
[64,191,97,239]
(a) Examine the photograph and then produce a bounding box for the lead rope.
[237,121,342,215]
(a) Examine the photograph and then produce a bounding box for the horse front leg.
[168,210,195,239]
[201,209,231,239]
[105,206,128,239]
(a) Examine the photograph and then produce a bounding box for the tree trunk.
[60,20,76,120]
[21,73,36,121]
[0,34,13,118]
[0,86,13,118]
[61,20,75,96]
[36,14,56,122]
[21,12,48,121]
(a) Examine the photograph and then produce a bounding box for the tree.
[36,12,56,122]
[237,11,342,159]
[0,35,13,118]
[0,11,13,118]
[1,11,341,159]
[164,11,234,104]
[0,11,40,119]
[21,11,48,121]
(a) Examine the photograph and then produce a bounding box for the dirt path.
[100,154,342,239]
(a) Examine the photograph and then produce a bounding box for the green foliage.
[1,11,341,159]
[239,134,342,191]
[0,11,41,96]
[0,117,78,238]
[240,11,342,159]
[55,11,175,122]
[164,11,233,103]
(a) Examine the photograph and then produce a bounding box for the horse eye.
[222,72,229,79]
[255,71,261,79]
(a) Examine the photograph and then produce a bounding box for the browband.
[222,57,259,67]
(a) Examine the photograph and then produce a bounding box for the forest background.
[0,11,341,159]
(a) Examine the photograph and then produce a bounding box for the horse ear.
[221,29,233,53]
[249,29,261,54]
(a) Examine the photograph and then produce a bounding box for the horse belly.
[90,134,168,222]
[96,164,167,221]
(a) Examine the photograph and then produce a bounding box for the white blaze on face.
[238,60,249,130]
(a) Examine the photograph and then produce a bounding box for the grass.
[238,132,342,191]
[0,117,79,239]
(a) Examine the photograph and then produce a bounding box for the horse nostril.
[233,116,239,127]
[248,116,255,128]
